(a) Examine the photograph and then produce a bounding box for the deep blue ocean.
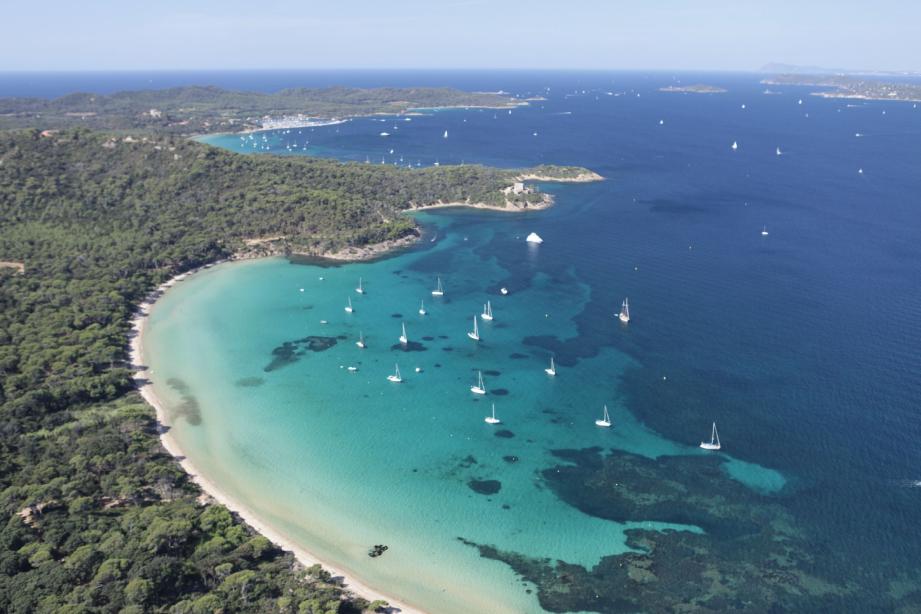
[10,70,921,611]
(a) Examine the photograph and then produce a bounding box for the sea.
[8,70,920,612]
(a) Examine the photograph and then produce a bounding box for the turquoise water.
[146,233,776,612]
[144,72,921,612]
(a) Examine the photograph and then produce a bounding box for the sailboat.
[399,322,408,345]
[356,277,364,294]
[619,298,630,323]
[418,299,427,316]
[595,405,612,428]
[356,331,366,348]
[443,129,448,139]
[470,370,486,395]
[761,226,769,236]
[467,315,480,341]
[731,141,739,151]
[344,297,353,313]
[545,356,556,376]
[775,147,782,156]
[431,277,444,297]
[700,422,721,450]
[484,403,501,424]
[481,301,494,321]
[387,364,403,383]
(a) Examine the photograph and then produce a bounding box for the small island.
[659,84,728,94]
[761,74,921,102]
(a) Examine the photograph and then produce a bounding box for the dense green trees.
[0,127,587,611]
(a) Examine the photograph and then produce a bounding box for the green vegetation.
[0,126,592,611]
[762,74,921,102]
[0,86,522,134]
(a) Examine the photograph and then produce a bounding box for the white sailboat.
[595,404,612,428]
[431,277,444,297]
[761,226,769,236]
[467,315,480,341]
[545,356,556,376]
[356,331,366,348]
[775,147,782,156]
[731,140,739,151]
[387,364,403,383]
[443,129,449,139]
[419,299,427,316]
[356,277,364,294]
[481,301,494,321]
[399,322,408,345]
[470,370,486,395]
[619,298,630,323]
[700,422,721,450]
[484,403,501,424]
[344,297,353,313]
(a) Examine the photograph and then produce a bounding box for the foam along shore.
[129,263,424,614]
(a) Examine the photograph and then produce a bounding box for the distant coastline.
[761,74,921,103]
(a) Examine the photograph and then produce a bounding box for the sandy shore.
[129,262,423,614]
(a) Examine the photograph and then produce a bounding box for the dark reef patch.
[502,455,519,464]
[484,370,501,377]
[235,376,265,388]
[264,336,338,371]
[447,446,920,613]
[422,336,435,341]
[468,479,502,495]
[166,378,202,426]
[390,313,403,318]
[492,388,509,396]
[459,455,478,469]
[442,347,454,352]
[494,429,514,439]
[509,353,528,360]
[391,341,427,352]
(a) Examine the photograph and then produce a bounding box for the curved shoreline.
[129,262,424,614]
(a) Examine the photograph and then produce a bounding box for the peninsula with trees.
[0,86,527,134]
[761,74,921,102]
[0,80,601,612]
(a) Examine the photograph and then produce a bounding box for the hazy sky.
[3,0,919,72]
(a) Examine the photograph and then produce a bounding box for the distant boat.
[618,298,630,324]
[500,287,509,295]
[443,130,449,139]
[471,370,486,395]
[347,366,358,372]
[467,315,480,341]
[776,147,782,156]
[731,141,739,151]
[380,132,390,137]
[344,297,354,313]
[356,277,364,294]
[356,331,366,348]
[387,364,403,383]
[545,356,556,376]
[700,422,721,450]
[399,322,408,345]
[485,403,501,424]
[419,299,427,316]
[432,277,445,297]
[481,301,494,321]
[595,405,612,428]
[761,226,769,236]
[526,232,543,244]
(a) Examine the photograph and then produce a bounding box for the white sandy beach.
[129,263,424,614]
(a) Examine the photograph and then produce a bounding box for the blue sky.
[3,0,919,72]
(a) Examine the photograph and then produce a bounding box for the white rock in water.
[526,232,543,244]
